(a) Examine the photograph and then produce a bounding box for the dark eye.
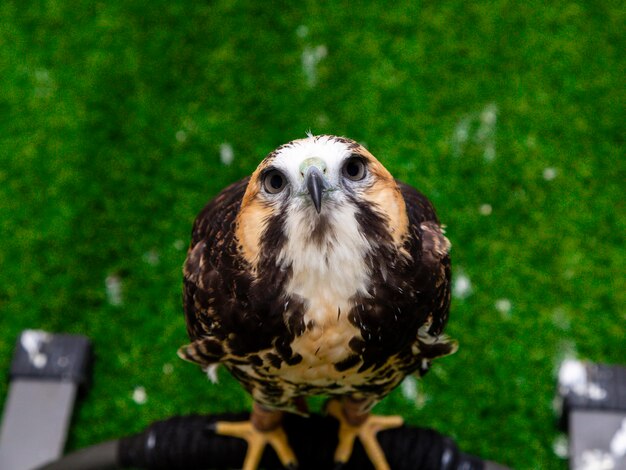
[263,170,287,194]
[342,157,366,181]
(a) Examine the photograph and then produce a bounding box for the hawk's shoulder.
[396,180,450,263]
[396,180,439,226]
[190,177,250,247]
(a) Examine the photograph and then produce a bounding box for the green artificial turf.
[0,1,623,468]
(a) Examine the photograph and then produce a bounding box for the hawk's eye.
[263,170,287,194]
[342,157,366,181]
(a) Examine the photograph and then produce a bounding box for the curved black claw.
[204,421,217,434]
[285,463,299,470]
[333,462,346,470]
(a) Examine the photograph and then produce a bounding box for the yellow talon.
[327,399,403,470]
[213,405,297,470]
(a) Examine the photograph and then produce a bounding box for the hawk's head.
[236,135,409,278]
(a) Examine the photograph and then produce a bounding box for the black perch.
[38,412,509,470]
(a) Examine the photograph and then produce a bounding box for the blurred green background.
[0,1,623,468]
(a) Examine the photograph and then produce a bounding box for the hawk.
[179,134,457,470]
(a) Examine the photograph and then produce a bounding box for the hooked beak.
[305,166,330,214]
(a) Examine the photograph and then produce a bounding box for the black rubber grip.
[118,412,486,470]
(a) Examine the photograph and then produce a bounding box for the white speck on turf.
[401,376,418,401]
[495,298,512,317]
[296,25,309,38]
[142,249,160,266]
[543,167,557,181]
[316,113,329,126]
[552,306,572,331]
[479,203,492,216]
[21,330,51,369]
[301,45,327,87]
[480,103,498,127]
[553,434,569,459]
[35,69,50,83]
[162,363,174,375]
[34,68,54,98]
[483,141,496,161]
[105,274,123,306]
[132,386,148,405]
[452,116,471,156]
[478,103,498,161]
[452,272,472,299]
[452,103,498,160]
[220,143,234,166]
[175,130,187,143]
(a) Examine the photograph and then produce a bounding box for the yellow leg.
[214,404,297,470]
[327,398,403,470]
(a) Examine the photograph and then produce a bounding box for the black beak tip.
[306,168,326,214]
[313,200,322,214]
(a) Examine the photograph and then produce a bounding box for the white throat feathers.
[277,200,372,326]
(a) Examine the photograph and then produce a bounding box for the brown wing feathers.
[179,178,250,365]
[397,181,452,338]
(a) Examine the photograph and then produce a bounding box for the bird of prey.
[179,134,457,470]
